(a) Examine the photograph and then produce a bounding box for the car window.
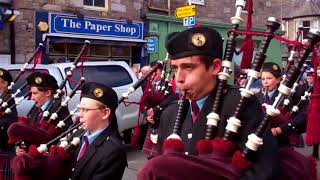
[65,65,133,89]
[8,69,49,97]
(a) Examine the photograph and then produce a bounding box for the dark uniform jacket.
[27,98,73,131]
[0,92,17,149]
[158,86,280,180]
[69,126,127,180]
[256,86,308,147]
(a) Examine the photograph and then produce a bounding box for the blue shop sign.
[49,13,144,40]
[146,37,158,53]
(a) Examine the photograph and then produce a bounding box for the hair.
[36,87,57,95]
[198,55,214,70]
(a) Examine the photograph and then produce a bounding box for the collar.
[40,98,52,111]
[83,128,106,145]
[190,96,208,112]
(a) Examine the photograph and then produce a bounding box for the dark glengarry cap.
[261,62,281,78]
[26,72,59,90]
[165,26,223,60]
[81,82,118,112]
[0,68,12,84]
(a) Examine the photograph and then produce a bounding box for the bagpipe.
[0,43,44,117]
[7,40,90,150]
[139,0,320,179]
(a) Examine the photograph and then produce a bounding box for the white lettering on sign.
[115,24,137,35]
[61,18,81,28]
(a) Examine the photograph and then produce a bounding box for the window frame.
[83,0,109,12]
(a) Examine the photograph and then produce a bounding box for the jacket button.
[72,168,74,171]
[187,133,192,139]
[185,152,189,155]
[0,126,4,130]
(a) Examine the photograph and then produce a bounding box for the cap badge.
[94,88,103,98]
[272,65,278,71]
[35,77,42,84]
[192,33,206,47]
[0,70,3,76]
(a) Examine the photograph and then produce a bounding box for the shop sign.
[145,37,158,53]
[49,13,144,40]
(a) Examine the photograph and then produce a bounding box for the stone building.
[2,0,313,66]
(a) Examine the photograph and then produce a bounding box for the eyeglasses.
[79,107,103,115]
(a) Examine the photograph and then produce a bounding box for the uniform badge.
[272,64,278,71]
[94,88,103,97]
[0,70,3,77]
[35,77,42,84]
[191,33,206,47]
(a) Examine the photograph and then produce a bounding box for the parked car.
[1,61,143,134]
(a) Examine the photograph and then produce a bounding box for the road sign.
[146,37,158,53]
[175,5,196,19]
[190,0,205,6]
[183,16,196,27]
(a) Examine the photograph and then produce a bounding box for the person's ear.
[102,107,111,121]
[211,58,222,76]
[44,89,52,97]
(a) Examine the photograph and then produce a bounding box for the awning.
[43,33,147,46]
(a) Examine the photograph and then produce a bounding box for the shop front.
[35,12,147,66]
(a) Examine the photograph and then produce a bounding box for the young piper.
[69,82,127,180]
[138,26,280,180]
[12,82,127,180]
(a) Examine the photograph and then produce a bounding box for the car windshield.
[65,65,133,89]
[8,69,49,97]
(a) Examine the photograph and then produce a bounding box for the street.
[122,134,320,180]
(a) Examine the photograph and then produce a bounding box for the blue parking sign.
[183,16,196,27]
[146,37,158,53]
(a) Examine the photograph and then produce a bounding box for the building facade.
[2,0,312,67]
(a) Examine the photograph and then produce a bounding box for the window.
[83,0,108,11]
[8,69,49,96]
[65,65,133,89]
[296,20,319,40]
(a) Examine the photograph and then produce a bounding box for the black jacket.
[158,86,280,180]
[0,92,17,148]
[69,127,127,180]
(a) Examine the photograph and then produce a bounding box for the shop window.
[83,0,108,11]
[68,43,85,55]
[90,44,110,57]
[111,45,131,57]
[49,43,66,55]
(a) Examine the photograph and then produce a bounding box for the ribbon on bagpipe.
[7,40,90,147]
[306,44,320,145]
[0,43,44,116]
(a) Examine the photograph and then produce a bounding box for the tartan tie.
[191,100,199,123]
[265,92,270,104]
[77,136,89,161]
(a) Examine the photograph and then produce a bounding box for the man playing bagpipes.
[12,82,127,180]
[0,68,17,180]
[9,72,73,153]
[138,26,280,180]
